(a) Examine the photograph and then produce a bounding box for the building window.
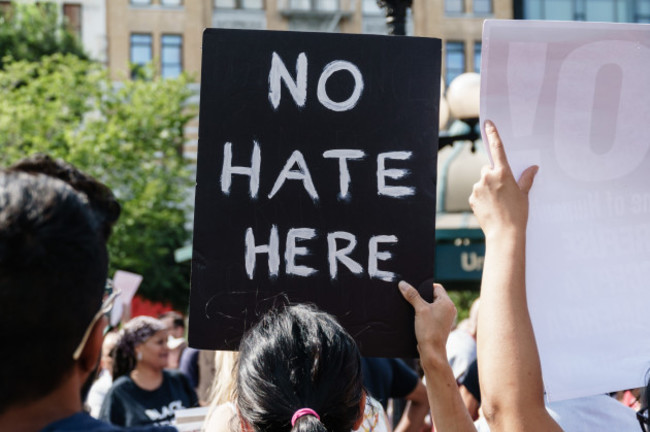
[161,0,183,5]
[130,0,152,5]
[130,33,152,78]
[0,1,12,15]
[215,0,264,9]
[473,0,491,14]
[63,3,82,38]
[523,0,632,22]
[287,0,339,10]
[363,0,382,13]
[161,34,183,79]
[445,0,464,14]
[445,41,465,86]
[474,42,481,73]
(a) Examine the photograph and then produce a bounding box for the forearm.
[477,230,547,427]
[420,348,476,432]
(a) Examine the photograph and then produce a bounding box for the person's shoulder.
[163,369,186,381]
[163,369,194,391]
[112,374,134,385]
[41,412,124,431]
[104,375,137,399]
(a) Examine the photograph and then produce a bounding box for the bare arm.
[393,380,429,432]
[398,282,476,432]
[469,121,562,432]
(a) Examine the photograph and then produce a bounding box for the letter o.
[317,60,364,112]
[554,40,650,181]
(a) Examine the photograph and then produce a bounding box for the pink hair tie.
[291,408,320,426]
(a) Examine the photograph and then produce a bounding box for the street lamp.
[376,0,412,36]
[438,72,481,150]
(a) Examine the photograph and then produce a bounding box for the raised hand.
[469,120,538,239]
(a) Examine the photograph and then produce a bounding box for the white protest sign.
[481,19,650,401]
[110,270,143,326]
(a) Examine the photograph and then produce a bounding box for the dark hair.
[9,153,121,241]
[112,316,168,380]
[159,310,185,329]
[0,171,108,413]
[236,304,364,432]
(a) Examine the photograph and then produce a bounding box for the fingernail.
[484,120,494,132]
[398,281,407,292]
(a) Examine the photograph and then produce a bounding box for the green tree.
[0,2,87,69]
[0,54,196,309]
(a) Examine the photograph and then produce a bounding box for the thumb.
[517,165,539,195]
[398,280,428,310]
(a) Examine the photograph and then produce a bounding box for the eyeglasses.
[637,407,649,432]
[72,280,121,360]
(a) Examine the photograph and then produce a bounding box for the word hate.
[221,142,415,201]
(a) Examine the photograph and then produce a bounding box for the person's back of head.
[236,304,364,432]
[159,310,185,338]
[0,170,108,414]
[9,153,121,241]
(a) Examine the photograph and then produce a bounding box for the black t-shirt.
[99,370,198,427]
[361,358,419,409]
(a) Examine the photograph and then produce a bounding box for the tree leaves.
[0,54,196,310]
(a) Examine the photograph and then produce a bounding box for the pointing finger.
[484,120,510,171]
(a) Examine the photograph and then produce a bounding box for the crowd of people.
[0,122,647,432]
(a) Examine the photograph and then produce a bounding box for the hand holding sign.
[397,281,477,432]
[469,120,538,239]
[397,281,456,357]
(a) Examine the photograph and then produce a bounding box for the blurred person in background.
[100,316,198,427]
[361,357,429,432]
[160,311,187,369]
[446,298,479,383]
[87,331,121,418]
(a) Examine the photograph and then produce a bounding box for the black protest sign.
[189,29,440,357]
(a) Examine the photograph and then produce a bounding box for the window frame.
[445,41,466,86]
[445,0,465,14]
[130,33,153,79]
[214,0,265,9]
[473,0,492,14]
[161,33,183,79]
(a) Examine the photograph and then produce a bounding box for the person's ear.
[352,391,367,430]
[78,316,107,373]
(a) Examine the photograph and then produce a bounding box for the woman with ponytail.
[99,316,198,427]
[236,304,367,432]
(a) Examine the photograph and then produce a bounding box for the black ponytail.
[236,304,364,432]
[292,412,328,432]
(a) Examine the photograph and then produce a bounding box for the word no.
[245,225,398,282]
[269,52,364,112]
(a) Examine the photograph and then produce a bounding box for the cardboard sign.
[481,20,650,401]
[189,29,440,357]
[110,270,143,327]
